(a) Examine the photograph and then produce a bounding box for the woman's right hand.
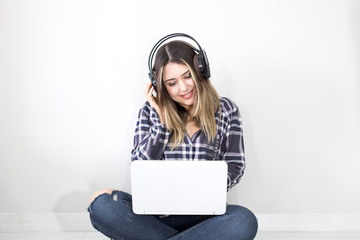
[144,82,164,124]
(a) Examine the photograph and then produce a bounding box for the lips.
[180,89,194,99]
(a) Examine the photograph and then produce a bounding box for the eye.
[184,74,191,79]
[167,81,177,86]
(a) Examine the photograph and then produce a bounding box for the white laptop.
[130,160,228,215]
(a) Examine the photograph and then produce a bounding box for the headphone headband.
[148,33,204,72]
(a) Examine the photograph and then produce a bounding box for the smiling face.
[162,62,196,110]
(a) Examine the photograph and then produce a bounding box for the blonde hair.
[153,41,220,149]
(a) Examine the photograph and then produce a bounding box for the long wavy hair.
[153,41,220,148]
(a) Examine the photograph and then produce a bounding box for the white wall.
[0,0,359,214]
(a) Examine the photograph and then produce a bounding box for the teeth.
[183,90,192,98]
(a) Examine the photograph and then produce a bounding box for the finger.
[144,82,152,96]
[146,81,152,89]
[147,87,154,98]
[145,87,155,102]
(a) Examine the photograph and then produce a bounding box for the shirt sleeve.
[131,102,171,160]
[222,104,246,191]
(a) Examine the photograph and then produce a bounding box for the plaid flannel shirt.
[131,97,245,191]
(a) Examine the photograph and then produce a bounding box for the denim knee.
[88,190,132,228]
[226,205,258,240]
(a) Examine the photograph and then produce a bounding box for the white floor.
[0,232,360,240]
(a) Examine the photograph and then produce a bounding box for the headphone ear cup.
[194,52,211,80]
[148,71,158,90]
[193,54,202,80]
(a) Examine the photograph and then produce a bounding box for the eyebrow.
[164,70,190,82]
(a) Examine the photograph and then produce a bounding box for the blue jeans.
[88,190,258,240]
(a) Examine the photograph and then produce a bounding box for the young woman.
[88,34,258,240]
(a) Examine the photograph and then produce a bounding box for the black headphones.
[148,33,211,90]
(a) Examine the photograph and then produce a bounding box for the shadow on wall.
[52,169,131,231]
[52,169,131,213]
[53,191,91,213]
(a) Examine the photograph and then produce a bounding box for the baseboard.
[256,213,360,232]
[1,213,360,232]
[0,213,93,232]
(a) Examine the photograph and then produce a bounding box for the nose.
[179,79,188,92]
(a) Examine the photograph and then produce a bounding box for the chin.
[179,100,195,109]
